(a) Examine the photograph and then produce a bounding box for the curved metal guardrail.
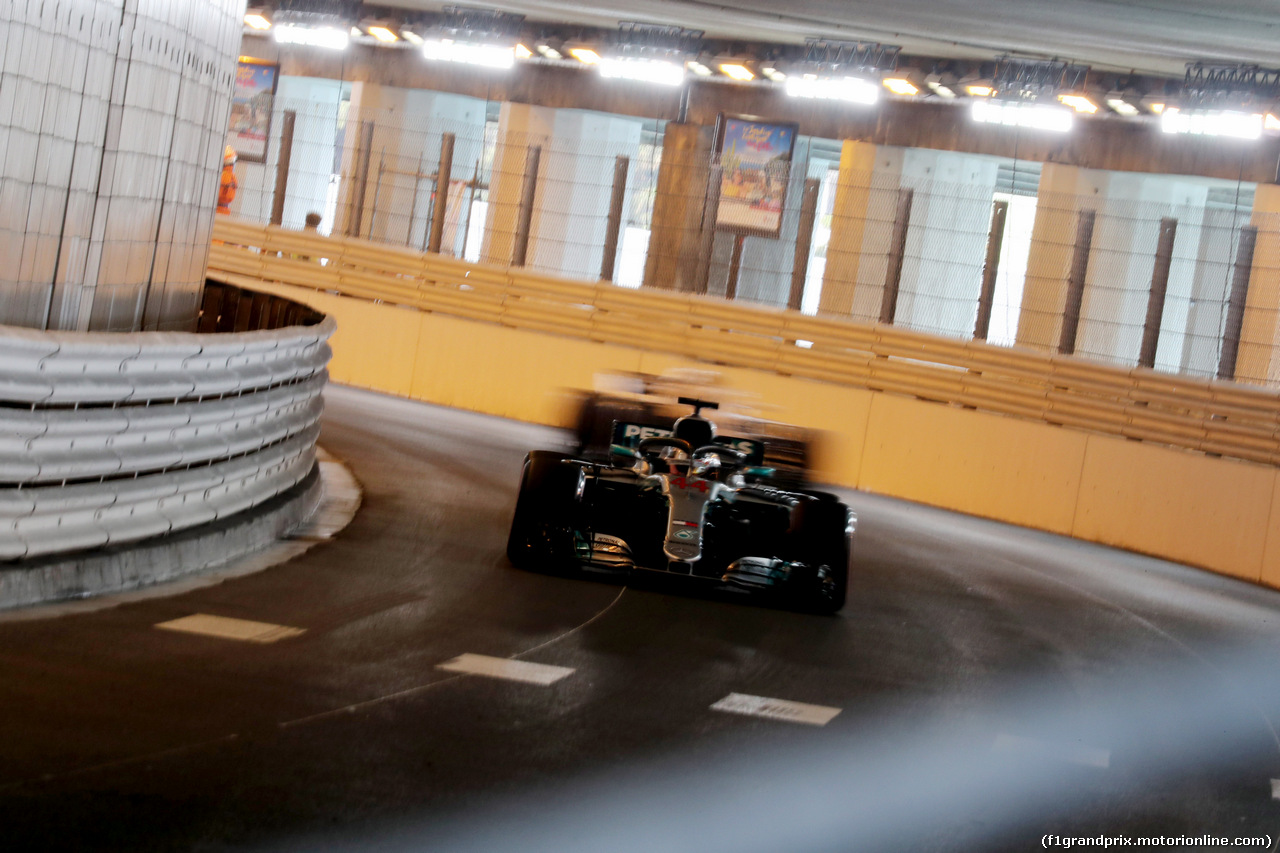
[0,288,334,560]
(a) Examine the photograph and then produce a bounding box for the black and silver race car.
[507,398,853,613]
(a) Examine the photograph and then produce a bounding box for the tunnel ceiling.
[377,0,1280,76]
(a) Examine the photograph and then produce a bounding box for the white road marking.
[1271,779,1280,800]
[710,693,842,726]
[436,653,575,685]
[993,733,1111,768]
[155,614,306,644]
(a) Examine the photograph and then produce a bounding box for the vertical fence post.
[880,188,914,324]
[428,133,455,255]
[725,234,746,300]
[1058,209,1097,355]
[512,145,541,267]
[269,110,296,227]
[973,199,1009,340]
[368,150,385,239]
[788,178,821,311]
[459,161,481,260]
[693,165,722,294]
[600,155,629,282]
[409,150,426,249]
[347,120,375,238]
[1218,226,1258,380]
[1138,217,1178,369]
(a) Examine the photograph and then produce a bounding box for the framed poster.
[714,114,799,238]
[228,57,279,163]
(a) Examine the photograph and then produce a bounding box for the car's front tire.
[785,498,851,614]
[506,451,581,571]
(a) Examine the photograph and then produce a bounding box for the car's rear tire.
[506,451,581,571]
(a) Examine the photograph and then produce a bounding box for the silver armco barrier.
[0,284,334,561]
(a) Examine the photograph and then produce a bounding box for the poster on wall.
[714,114,799,238]
[228,57,279,163]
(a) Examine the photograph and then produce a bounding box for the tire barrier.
[0,285,334,561]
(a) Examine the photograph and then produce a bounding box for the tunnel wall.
[207,222,1280,589]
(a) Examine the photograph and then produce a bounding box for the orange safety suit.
[217,164,238,214]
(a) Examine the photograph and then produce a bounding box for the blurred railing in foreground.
[210,218,1280,469]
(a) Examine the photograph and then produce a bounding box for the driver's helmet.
[673,413,714,450]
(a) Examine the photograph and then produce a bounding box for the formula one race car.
[507,398,853,613]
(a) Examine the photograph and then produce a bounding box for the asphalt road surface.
[2,385,1279,852]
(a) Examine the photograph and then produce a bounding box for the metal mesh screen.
[227,94,1273,387]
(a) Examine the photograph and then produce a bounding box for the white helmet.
[224,145,237,165]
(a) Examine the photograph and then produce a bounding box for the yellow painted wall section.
[237,283,423,396]
[411,313,646,425]
[1234,184,1280,385]
[857,394,1087,534]
[1072,435,1275,583]
[1259,476,1280,588]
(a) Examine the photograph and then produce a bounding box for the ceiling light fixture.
[926,81,956,98]
[971,99,1073,132]
[401,30,424,45]
[882,77,919,96]
[536,44,561,59]
[366,26,398,43]
[1058,94,1098,113]
[687,61,712,77]
[785,74,879,105]
[1160,107,1262,139]
[966,85,994,97]
[1106,98,1139,116]
[423,39,515,69]
[273,23,350,50]
[600,57,685,86]
[569,48,601,64]
[720,63,754,81]
[761,67,786,82]
[243,13,271,30]
[515,43,533,59]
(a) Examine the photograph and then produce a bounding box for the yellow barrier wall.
[226,275,1280,590]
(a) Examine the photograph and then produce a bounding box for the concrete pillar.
[642,123,713,291]
[1149,181,1208,373]
[818,141,880,316]
[894,150,1000,336]
[336,82,487,249]
[480,103,552,267]
[532,111,644,279]
[1180,196,1249,375]
[1015,163,1110,351]
[0,0,242,332]
[481,104,643,278]
[1233,184,1280,384]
